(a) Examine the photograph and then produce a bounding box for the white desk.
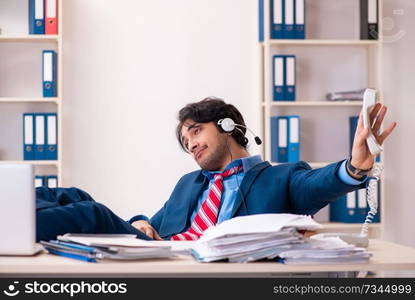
[1,240,414,277]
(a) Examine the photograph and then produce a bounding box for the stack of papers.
[41,234,174,262]
[278,236,372,264]
[190,214,372,264]
[191,214,322,263]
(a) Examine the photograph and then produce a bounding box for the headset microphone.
[217,118,262,145]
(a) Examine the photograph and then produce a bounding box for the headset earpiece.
[217,118,262,146]
[217,118,236,133]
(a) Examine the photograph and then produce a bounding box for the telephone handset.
[311,88,383,247]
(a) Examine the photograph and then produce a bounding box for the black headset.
[217,118,262,146]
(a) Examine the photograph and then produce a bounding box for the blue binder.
[349,116,359,155]
[330,192,359,223]
[330,183,380,223]
[34,113,46,160]
[45,113,58,160]
[29,0,45,34]
[287,115,300,162]
[43,50,57,97]
[284,55,296,101]
[270,0,284,39]
[284,0,295,39]
[259,0,264,41]
[23,113,35,160]
[273,55,285,101]
[35,176,45,187]
[294,0,305,39]
[46,175,58,188]
[271,116,288,162]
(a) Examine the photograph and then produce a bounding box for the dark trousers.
[36,187,151,242]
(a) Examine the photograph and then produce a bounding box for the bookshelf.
[0,0,63,186]
[259,0,384,238]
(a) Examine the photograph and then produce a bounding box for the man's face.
[180,120,229,171]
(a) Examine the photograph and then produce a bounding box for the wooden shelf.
[0,35,60,42]
[263,101,363,107]
[262,39,380,46]
[0,160,59,166]
[0,97,59,103]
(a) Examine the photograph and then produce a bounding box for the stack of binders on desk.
[190,214,371,264]
[41,234,173,262]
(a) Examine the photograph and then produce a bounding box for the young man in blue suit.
[36,97,396,242]
[129,97,396,240]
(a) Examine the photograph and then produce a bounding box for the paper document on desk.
[55,234,173,260]
[278,236,372,264]
[190,213,371,264]
[192,213,321,263]
[58,234,194,256]
[199,213,322,242]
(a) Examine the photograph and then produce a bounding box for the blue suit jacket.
[137,160,366,240]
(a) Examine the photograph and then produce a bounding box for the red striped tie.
[171,165,243,241]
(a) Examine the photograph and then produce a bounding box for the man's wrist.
[346,158,371,179]
[346,163,363,180]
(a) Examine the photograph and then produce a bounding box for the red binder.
[45,0,58,35]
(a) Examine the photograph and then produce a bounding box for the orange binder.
[45,0,58,35]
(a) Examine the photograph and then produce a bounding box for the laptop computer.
[0,164,42,255]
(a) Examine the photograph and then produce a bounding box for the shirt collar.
[201,155,263,179]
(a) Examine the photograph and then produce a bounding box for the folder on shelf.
[271,116,288,163]
[43,50,57,97]
[45,0,58,35]
[34,113,46,160]
[46,175,58,188]
[35,176,45,188]
[259,0,264,41]
[23,113,35,160]
[45,113,58,160]
[270,0,284,39]
[330,184,380,223]
[29,0,44,34]
[284,0,295,39]
[349,116,359,155]
[294,0,305,39]
[287,115,300,162]
[284,55,296,101]
[360,0,378,40]
[330,192,359,223]
[273,55,285,101]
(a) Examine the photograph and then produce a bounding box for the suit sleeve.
[288,160,367,215]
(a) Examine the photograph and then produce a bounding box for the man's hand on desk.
[132,220,163,240]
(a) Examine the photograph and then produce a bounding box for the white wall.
[382,0,415,248]
[61,0,260,220]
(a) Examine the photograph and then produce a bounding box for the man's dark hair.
[176,97,248,152]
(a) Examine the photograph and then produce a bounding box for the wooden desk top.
[1,240,415,276]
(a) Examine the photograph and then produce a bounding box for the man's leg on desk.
[35,187,151,241]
